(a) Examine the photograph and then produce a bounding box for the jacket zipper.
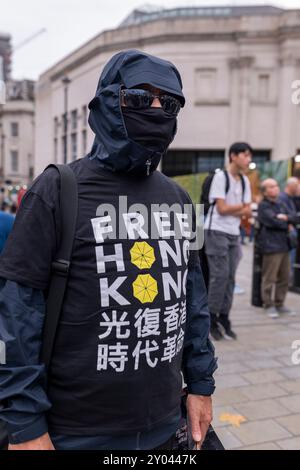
[145,159,152,176]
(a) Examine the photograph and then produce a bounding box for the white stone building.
[35,5,300,177]
[0,80,35,186]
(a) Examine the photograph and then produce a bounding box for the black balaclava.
[121,107,177,154]
[88,49,185,176]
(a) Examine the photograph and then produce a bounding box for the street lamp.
[62,76,71,164]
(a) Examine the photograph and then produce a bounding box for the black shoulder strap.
[41,164,78,370]
[223,170,230,194]
[239,174,246,202]
[208,170,230,231]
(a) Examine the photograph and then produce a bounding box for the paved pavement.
[211,243,300,450]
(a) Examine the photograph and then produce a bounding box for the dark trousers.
[204,230,240,329]
[261,252,290,308]
[153,434,175,450]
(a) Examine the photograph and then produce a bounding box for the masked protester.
[0,50,217,451]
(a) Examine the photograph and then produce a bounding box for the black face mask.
[121,107,177,154]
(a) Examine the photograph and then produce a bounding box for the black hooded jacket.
[0,50,216,441]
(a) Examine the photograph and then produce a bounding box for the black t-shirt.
[0,155,198,435]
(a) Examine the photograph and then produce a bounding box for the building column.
[228,57,254,153]
[274,56,299,161]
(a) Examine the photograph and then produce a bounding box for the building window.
[11,150,19,173]
[71,110,78,131]
[11,122,19,137]
[195,69,217,102]
[258,74,270,102]
[82,129,87,155]
[162,150,225,177]
[252,149,271,165]
[162,151,196,177]
[82,105,87,128]
[196,150,225,173]
[71,133,77,161]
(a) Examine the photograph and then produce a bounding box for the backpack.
[201,169,246,230]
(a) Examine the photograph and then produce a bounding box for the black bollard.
[251,224,263,307]
[291,225,300,294]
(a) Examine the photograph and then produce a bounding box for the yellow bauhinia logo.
[130,241,156,269]
[133,274,158,304]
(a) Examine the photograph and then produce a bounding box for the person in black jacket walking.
[257,178,296,318]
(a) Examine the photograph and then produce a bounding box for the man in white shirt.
[204,143,252,341]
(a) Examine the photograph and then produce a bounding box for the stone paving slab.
[214,361,252,375]
[233,399,290,421]
[280,367,300,380]
[213,387,250,407]
[213,374,250,389]
[240,369,285,385]
[276,437,300,450]
[242,358,284,371]
[278,380,300,394]
[239,442,281,450]
[212,428,243,449]
[277,394,300,413]
[275,414,300,435]
[234,383,288,401]
[229,419,291,445]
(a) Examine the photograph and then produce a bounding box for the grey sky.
[2,0,300,81]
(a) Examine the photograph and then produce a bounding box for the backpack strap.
[223,170,230,194]
[239,174,246,202]
[208,170,230,231]
[41,164,78,370]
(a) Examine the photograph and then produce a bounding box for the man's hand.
[8,432,55,451]
[240,205,252,218]
[277,213,288,221]
[186,394,213,447]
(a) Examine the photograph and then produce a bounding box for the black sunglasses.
[121,88,182,116]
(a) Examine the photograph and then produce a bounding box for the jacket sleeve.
[286,209,299,226]
[258,202,289,231]
[182,253,218,396]
[0,278,51,444]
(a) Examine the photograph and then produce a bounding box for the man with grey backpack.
[203,143,253,341]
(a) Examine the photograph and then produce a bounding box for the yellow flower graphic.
[133,274,158,304]
[130,241,156,270]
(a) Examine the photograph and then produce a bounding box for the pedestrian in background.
[278,177,300,284]
[204,142,252,341]
[257,178,295,318]
[0,209,15,255]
